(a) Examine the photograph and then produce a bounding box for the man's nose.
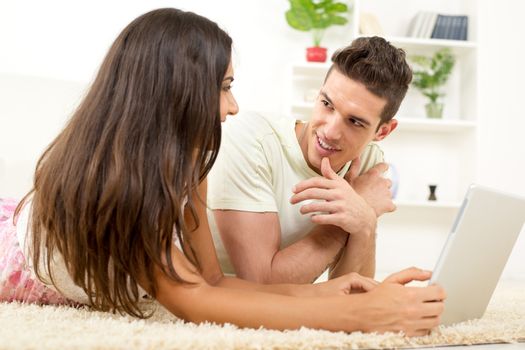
[324,114,343,141]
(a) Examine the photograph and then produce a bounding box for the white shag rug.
[0,282,523,350]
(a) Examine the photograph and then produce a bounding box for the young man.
[207,37,411,284]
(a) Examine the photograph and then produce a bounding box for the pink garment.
[0,198,75,305]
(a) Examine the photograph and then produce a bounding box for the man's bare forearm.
[328,225,377,279]
[262,225,347,284]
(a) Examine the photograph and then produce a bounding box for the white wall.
[476,0,525,281]
[0,0,354,197]
[0,74,86,197]
[477,1,525,196]
[1,0,524,278]
[0,0,354,117]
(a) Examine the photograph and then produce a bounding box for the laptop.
[430,184,525,325]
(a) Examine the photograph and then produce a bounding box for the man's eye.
[350,118,364,127]
[321,100,332,108]
[222,85,232,91]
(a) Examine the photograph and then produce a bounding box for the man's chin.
[326,158,347,174]
[306,155,321,175]
[307,156,344,175]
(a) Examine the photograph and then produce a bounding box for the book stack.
[407,12,468,41]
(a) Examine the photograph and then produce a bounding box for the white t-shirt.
[207,112,384,275]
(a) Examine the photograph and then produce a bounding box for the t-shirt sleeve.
[358,142,385,174]
[207,118,278,212]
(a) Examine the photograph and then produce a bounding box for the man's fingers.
[292,177,334,194]
[368,162,389,175]
[290,188,335,205]
[383,267,432,285]
[309,213,341,227]
[385,201,397,213]
[344,156,361,182]
[321,157,338,180]
[300,201,337,215]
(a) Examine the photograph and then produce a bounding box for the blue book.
[431,14,445,39]
[442,15,453,40]
[429,14,469,40]
[450,16,462,40]
[459,16,468,40]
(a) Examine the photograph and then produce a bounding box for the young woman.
[0,8,445,336]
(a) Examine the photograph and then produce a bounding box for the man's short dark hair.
[326,36,412,123]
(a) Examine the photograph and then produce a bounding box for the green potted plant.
[411,48,456,119]
[285,0,350,62]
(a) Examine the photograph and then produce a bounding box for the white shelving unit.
[384,36,477,53]
[287,0,479,274]
[394,200,461,210]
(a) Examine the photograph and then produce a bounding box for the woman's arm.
[145,178,446,336]
[151,246,359,331]
[151,238,445,335]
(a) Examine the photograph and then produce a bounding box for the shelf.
[395,118,477,132]
[394,200,461,210]
[375,36,477,55]
[290,38,478,75]
[291,62,330,75]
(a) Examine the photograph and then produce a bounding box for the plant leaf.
[290,0,315,11]
[314,0,333,10]
[285,8,313,31]
[410,48,456,103]
[285,0,349,44]
[328,14,348,25]
[326,3,348,13]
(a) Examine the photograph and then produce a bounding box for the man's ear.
[373,119,398,141]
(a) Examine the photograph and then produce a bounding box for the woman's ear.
[374,119,398,141]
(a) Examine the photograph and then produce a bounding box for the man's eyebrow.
[349,115,371,127]
[223,76,234,83]
[320,91,372,127]
[320,91,333,105]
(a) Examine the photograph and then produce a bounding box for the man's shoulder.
[363,142,383,155]
[359,142,385,173]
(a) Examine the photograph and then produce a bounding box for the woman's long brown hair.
[15,8,232,318]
